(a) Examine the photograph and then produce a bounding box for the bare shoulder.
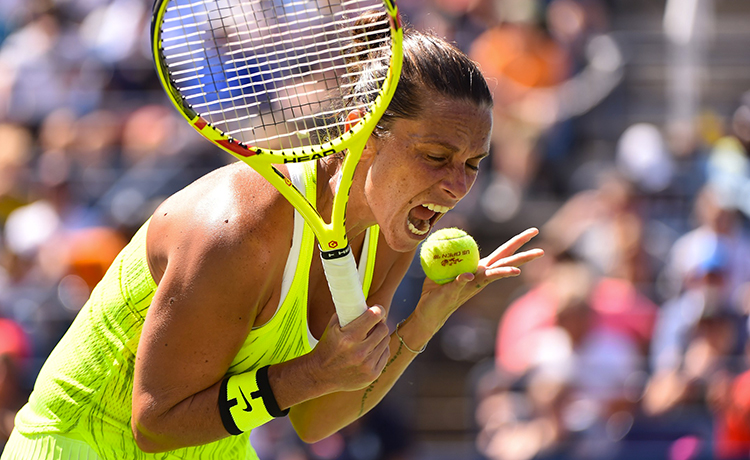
[132,164,298,422]
[147,162,294,292]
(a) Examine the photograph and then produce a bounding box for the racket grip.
[320,247,367,326]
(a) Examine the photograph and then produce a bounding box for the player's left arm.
[278,229,543,442]
[284,228,543,443]
[282,239,415,442]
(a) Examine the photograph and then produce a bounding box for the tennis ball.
[420,228,480,284]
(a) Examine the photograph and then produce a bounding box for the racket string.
[214,0,255,141]
[174,0,222,136]
[160,0,392,150]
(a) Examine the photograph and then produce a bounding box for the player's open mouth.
[407,203,451,236]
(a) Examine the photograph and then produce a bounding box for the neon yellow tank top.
[14,162,380,459]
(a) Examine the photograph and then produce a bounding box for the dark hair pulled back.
[346,14,493,136]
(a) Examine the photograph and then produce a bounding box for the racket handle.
[320,247,367,326]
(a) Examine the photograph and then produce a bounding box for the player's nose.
[440,164,471,200]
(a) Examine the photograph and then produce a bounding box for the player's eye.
[467,154,487,172]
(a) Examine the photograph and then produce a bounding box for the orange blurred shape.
[470,24,569,102]
[66,227,127,289]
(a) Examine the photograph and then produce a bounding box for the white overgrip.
[320,249,367,326]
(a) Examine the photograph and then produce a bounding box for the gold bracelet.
[395,320,427,354]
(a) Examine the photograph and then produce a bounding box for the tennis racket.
[151,0,403,326]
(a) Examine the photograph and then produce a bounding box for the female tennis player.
[2,26,543,460]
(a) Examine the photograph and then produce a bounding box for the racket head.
[151,0,403,165]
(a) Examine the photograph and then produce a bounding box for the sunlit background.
[2,0,750,459]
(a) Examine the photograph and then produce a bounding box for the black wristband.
[256,365,290,418]
[218,377,243,435]
[218,365,290,436]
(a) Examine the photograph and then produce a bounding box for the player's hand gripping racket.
[152,0,402,325]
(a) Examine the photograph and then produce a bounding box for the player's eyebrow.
[414,139,459,152]
[414,139,489,158]
[418,142,490,163]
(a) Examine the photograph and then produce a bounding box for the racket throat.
[320,244,352,260]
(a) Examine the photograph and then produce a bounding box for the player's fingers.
[486,248,545,270]
[365,319,390,343]
[327,311,340,329]
[488,227,539,260]
[468,264,518,284]
[341,305,386,338]
[484,228,539,263]
[454,271,477,284]
[483,266,522,280]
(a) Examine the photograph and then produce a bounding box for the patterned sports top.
[13,162,380,459]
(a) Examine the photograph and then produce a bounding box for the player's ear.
[362,137,375,156]
[344,109,364,132]
[360,135,380,164]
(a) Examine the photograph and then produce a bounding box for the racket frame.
[152,0,403,325]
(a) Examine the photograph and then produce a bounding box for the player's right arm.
[131,170,278,452]
[130,167,388,453]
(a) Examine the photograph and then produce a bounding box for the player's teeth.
[424,203,450,213]
[408,221,429,236]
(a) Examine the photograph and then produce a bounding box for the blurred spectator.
[616,123,674,194]
[471,18,571,197]
[498,170,659,380]
[713,370,750,460]
[486,259,644,460]
[491,169,660,458]
[589,275,657,358]
[731,92,750,153]
[704,93,750,221]
[542,169,654,286]
[659,184,750,312]
[646,239,745,416]
[0,123,32,225]
[470,0,623,222]
[494,247,562,379]
[0,318,31,450]
[641,238,746,460]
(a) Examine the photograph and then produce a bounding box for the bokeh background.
[2,0,750,459]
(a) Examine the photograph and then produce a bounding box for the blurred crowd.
[2,0,750,459]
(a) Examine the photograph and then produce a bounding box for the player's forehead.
[393,96,492,153]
